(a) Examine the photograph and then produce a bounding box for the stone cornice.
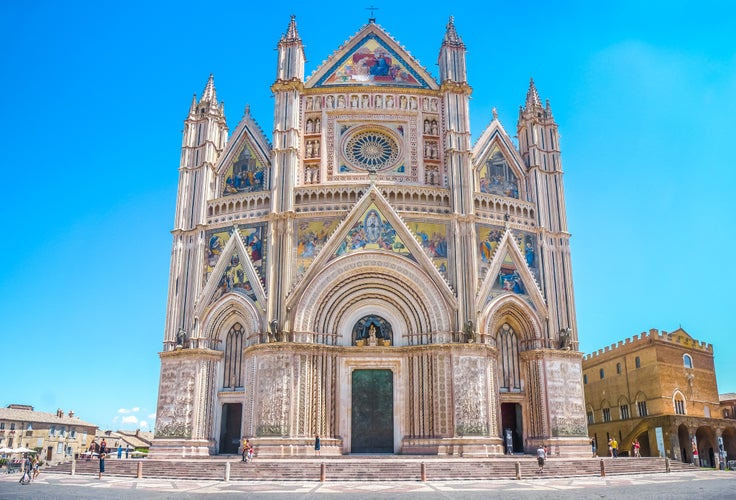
[271,79,305,93]
[159,348,222,361]
[440,81,473,95]
[243,341,495,357]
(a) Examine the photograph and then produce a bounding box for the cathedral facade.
[151,16,588,458]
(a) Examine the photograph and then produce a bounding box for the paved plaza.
[0,470,733,499]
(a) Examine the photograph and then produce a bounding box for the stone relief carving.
[255,354,292,436]
[453,356,488,436]
[546,359,587,437]
[154,359,197,438]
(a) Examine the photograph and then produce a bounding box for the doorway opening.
[351,369,394,453]
[500,402,524,453]
[219,403,242,454]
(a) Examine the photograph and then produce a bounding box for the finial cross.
[366,5,379,22]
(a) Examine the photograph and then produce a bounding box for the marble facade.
[151,16,588,458]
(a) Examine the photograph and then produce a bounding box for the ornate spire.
[443,16,464,47]
[282,15,301,43]
[525,78,541,109]
[200,73,218,105]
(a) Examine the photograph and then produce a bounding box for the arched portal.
[722,427,736,462]
[481,295,545,452]
[677,424,691,463]
[200,293,263,455]
[695,426,717,467]
[291,252,453,345]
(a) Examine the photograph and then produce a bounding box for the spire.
[525,78,541,109]
[282,15,301,43]
[200,73,218,105]
[443,16,464,47]
[275,15,305,82]
[188,93,197,116]
[438,16,468,84]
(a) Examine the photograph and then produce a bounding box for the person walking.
[633,439,641,457]
[611,438,618,458]
[98,450,106,479]
[314,435,321,457]
[19,455,31,485]
[591,437,597,458]
[536,444,547,473]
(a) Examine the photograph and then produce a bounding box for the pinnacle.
[525,78,541,109]
[443,15,463,46]
[283,14,301,42]
[200,73,218,105]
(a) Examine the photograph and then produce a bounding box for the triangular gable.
[216,110,271,197]
[287,186,456,307]
[197,226,267,312]
[307,24,438,89]
[670,328,695,345]
[332,203,415,260]
[476,229,546,314]
[472,121,526,199]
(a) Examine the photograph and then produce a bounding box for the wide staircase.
[45,456,697,482]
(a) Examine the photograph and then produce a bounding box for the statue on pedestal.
[269,319,281,342]
[463,320,475,343]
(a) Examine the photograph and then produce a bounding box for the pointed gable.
[216,107,272,197]
[473,119,526,199]
[332,203,415,261]
[307,23,438,89]
[200,225,267,310]
[476,228,546,314]
[287,186,455,307]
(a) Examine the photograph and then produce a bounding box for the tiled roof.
[719,393,736,402]
[94,429,153,448]
[0,407,97,428]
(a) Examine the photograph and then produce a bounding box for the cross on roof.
[366,5,379,23]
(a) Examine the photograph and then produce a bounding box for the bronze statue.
[558,328,572,350]
[463,320,475,343]
[175,328,187,348]
[269,319,280,342]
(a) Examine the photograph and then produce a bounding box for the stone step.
[44,456,697,481]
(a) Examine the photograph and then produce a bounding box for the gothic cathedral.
[152,16,588,458]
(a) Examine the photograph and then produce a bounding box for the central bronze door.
[351,369,394,453]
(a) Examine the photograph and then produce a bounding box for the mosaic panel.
[222,142,267,196]
[296,218,341,278]
[333,204,414,261]
[406,220,449,278]
[478,147,519,199]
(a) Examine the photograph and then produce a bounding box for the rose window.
[344,130,400,172]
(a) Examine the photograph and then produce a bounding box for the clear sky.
[2,1,735,432]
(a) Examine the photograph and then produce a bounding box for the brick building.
[583,328,736,467]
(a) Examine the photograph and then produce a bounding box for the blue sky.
[2,1,735,431]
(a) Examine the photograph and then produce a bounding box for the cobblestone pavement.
[0,470,733,499]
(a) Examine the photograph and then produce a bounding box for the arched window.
[616,362,622,374]
[583,374,588,384]
[635,356,641,369]
[223,323,245,389]
[683,354,693,369]
[637,399,648,417]
[599,368,605,379]
[674,392,686,415]
[497,323,521,391]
